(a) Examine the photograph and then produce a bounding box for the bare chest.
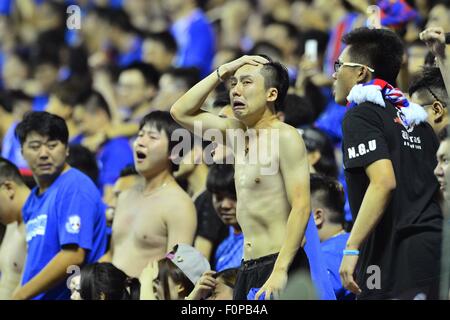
[113,194,168,248]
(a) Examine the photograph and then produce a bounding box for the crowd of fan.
[0,0,449,300]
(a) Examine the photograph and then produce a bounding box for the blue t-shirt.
[32,95,49,112]
[304,214,337,300]
[320,232,355,300]
[214,226,243,272]
[117,37,143,67]
[171,9,215,78]
[21,168,108,300]
[1,121,29,169]
[71,136,134,194]
[97,137,134,193]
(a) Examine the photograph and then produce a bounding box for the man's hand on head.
[219,55,269,81]
[420,27,446,59]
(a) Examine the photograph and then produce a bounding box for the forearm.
[436,48,450,97]
[17,248,85,299]
[107,123,139,139]
[346,183,394,249]
[273,205,310,272]
[170,71,221,119]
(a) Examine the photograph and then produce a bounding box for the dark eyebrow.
[239,75,253,81]
[229,75,253,82]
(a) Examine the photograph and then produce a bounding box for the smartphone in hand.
[366,5,381,29]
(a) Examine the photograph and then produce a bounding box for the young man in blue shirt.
[72,91,134,197]
[207,163,243,272]
[12,111,107,300]
[311,174,354,300]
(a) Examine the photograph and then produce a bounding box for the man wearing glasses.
[333,27,442,300]
[409,67,449,138]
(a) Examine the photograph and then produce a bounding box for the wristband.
[343,249,360,256]
[216,67,224,82]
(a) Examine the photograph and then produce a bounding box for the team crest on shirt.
[66,215,81,234]
[394,110,415,133]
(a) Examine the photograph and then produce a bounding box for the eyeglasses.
[426,86,447,108]
[334,60,375,73]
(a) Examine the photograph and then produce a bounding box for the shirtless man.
[0,158,28,299]
[100,111,197,278]
[171,55,311,299]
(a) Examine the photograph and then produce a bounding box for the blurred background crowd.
[0,0,449,300]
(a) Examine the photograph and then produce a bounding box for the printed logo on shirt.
[347,140,377,159]
[401,130,422,150]
[26,214,48,242]
[393,110,415,133]
[66,215,81,234]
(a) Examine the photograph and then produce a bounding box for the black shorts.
[233,249,310,300]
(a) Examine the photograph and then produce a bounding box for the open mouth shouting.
[135,150,147,163]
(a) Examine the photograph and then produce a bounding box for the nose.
[134,135,147,148]
[230,82,242,97]
[434,163,443,178]
[38,145,50,159]
[220,197,234,209]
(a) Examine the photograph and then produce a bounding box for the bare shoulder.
[165,183,196,211]
[272,121,303,144]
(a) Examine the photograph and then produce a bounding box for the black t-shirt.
[342,101,443,299]
[194,191,228,265]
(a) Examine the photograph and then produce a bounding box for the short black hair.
[206,164,236,198]
[408,66,449,106]
[249,41,283,62]
[67,144,99,184]
[342,27,404,85]
[164,67,201,90]
[80,262,140,300]
[103,8,137,34]
[120,62,161,88]
[278,94,315,127]
[265,17,300,41]
[15,111,69,146]
[438,127,448,141]
[301,127,338,178]
[0,157,25,185]
[432,0,450,9]
[310,174,345,225]
[83,91,112,119]
[258,55,289,112]
[144,31,178,54]
[51,78,91,108]
[139,111,182,172]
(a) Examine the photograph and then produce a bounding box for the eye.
[243,80,251,85]
[47,143,58,149]
[29,144,40,150]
